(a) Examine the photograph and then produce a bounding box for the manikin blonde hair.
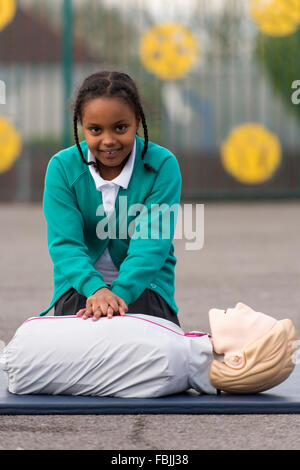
[209,319,297,394]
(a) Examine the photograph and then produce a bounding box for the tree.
[254,29,300,123]
[74,1,140,68]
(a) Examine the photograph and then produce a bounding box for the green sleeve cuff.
[110,285,131,306]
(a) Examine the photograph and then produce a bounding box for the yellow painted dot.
[139,23,199,80]
[0,0,16,31]
[221,123,281,185]
[250,0,300,36]
[0,117,22,173]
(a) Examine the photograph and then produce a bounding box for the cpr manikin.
[0,302,297,397]
[209,302,297,394]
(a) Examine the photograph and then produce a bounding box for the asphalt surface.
[0,201,300,450]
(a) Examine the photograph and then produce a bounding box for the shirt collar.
[88,138,136,190]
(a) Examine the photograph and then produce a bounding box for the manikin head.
[209,302,298,394]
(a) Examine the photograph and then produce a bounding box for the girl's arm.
[43,157,108,298]
[110,154,182,306]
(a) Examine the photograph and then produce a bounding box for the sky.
[18,0,250,38]
[20,0,247,18]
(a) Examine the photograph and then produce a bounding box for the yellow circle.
[221,123,281,185]
[0,0,16,31]
[250,0,300,36]
[139,23,199,80]
[0,117,22,173]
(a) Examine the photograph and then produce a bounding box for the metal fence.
[0,0,300,201]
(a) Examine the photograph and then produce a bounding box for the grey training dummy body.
[0,314,216,397]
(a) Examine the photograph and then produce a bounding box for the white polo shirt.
[88,141,136,285]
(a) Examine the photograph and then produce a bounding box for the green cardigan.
[40,135,182,316]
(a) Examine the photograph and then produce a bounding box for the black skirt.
[54,287,181,327]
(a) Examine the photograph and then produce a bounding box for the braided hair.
[72,71,156,174]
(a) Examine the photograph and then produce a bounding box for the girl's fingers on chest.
[76,308,86,317]
[76,303,123,318]
[107,298,121,312]
[116,297,128,311]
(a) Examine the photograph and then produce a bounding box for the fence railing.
[0,0,299,201]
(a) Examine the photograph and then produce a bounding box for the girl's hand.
[76,287,128,321]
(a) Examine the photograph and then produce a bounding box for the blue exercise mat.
[0,366,299,415]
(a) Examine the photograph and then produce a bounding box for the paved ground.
[0,201,300,450]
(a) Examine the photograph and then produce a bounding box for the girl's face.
[81,96,140,180]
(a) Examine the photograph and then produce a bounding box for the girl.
[40,71,182,326]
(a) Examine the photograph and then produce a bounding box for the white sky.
[20,0,243,18]
[103,0,241,20]
[19,0,250,35]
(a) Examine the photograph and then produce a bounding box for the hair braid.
[73,114,98,172]
[138,104,156,173]
[73,91,99,172]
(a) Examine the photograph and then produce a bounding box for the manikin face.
[209,302,277,368]
[81,97,140,180]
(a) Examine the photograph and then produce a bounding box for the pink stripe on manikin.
[122,314,208,337]
[24,314,209,337]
